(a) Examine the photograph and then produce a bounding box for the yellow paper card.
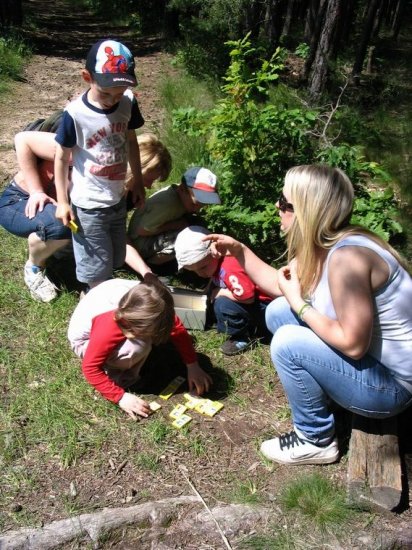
[169,404,188,419]
[159,376,185,400]
[172,414,192,429]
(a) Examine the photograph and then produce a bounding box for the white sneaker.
[260,429,339,465]
[24,262,58,303]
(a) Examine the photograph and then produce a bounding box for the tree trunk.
[304,0,320,42]
[244,0,264,42]
[347,415,402,511]
[372,0,388,37]
[352,0,381,80]
[303,0,328,80]
[340,0,359,44]
[308,0,342,100]
[386,0,399,25]
[282,0,295,42]
[391,0,406,39]
[263,0,287,50]
[164,6,180,39]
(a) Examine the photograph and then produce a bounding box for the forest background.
[0,0,411,548]
[2,0,412,260]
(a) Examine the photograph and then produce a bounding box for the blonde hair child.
[68,278,212,419]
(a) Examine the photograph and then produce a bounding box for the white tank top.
[311,235,412,391]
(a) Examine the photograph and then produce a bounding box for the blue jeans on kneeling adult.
[214,295,270,341]
[265,297,412,445]
[0,181,71,241]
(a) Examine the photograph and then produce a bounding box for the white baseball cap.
[175,225,211,270]
[182,167,221,205]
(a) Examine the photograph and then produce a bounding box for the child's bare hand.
[128,180,145,209]
[55,202,74,226]
[187,362,212,396]
[118,392,150,420]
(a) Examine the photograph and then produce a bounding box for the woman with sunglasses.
[205,164,412,465]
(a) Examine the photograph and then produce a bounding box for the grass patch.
[280,472,352,531]
[135,452,160,472]
[158,67,217,181]
[0,35,30,93]
[141,417,173,447]
[229,479,262,505]
[240,529,303,550]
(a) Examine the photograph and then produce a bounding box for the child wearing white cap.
[128,166,220,271]
[175,226,273,356]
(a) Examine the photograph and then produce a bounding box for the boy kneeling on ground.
[175,226,273,356]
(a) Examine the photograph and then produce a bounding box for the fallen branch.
[1,496,197,550]
[0,496,271,550]
[179,465,232,549]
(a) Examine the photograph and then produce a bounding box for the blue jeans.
[72,198,127,284]
[0,181,71,241]
[265,297,412,444]
[214,296,270,340]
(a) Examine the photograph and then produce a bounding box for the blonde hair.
[284,164,408,296]
[137,133,172,181]
[114,282,174,345]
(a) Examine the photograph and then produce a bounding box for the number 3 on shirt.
[228,275,244,297]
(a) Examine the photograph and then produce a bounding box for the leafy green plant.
[294,42,310,59]
[317,145,403,241]
[352,188,403,241]
[165,35,404,253]
[172,35,319,256]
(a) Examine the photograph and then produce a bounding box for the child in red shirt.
[68,278,212,418]
[175,226,272,355]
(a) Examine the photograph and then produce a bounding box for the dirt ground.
[0,0,170,184]
[1,1,412,548]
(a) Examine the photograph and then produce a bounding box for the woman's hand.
[25,192,56,219]
[277,263,304,312]
[186,362,212,396]
[202,234,243,258]
[118,392,151,420]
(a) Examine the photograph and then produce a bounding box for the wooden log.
[347,415,402,512]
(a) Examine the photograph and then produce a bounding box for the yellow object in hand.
[68,220,78,233]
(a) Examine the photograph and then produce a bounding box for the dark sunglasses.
[278,193,294,213]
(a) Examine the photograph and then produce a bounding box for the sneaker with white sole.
[260,429,339,465]
[220,338,253,356]
[24,262,58,303]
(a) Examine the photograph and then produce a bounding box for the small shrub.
[165,34,404,256]
[294,42,310,59]
[352,188,403,242]
[172,35,319,256]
